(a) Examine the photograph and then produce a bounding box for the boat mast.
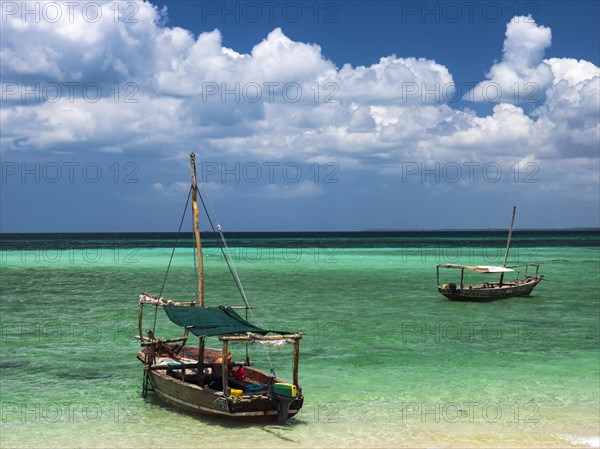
[502,206,516,268]
[500,206,516,285]
[189,153,204,307]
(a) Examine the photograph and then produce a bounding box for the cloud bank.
[1,4,598,198]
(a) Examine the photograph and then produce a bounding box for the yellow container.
[273,382,296,397]
[230,389,243,399]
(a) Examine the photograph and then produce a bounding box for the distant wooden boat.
[136,153,303,423]
[436,206,546,301]
[436,263,544,301]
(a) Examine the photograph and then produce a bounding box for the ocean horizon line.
[1,228,599,236]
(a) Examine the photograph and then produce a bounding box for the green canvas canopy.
[164,305,269,337]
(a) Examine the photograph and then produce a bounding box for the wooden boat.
[136,153,303,423]
[436,206,545,301]
[436,263,544,301]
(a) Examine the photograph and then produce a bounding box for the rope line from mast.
[195,185,251,310]
[159,186,192,298]
[197,181,277,376]
[153,186,192,333]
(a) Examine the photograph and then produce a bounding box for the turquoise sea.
[1,231,599,448]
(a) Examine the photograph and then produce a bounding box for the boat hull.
[137,346,303,423]
[148,370,303,423]
[438,277,542,301]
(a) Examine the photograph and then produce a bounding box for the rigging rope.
[154,186,192,334]
[152,175,278,375]
[196,186,250,309]
[198,181,277,376]
[160,186,192,297]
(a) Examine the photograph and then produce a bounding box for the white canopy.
[438,264,516,273]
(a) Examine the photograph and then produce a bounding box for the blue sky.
[1,1,599,232]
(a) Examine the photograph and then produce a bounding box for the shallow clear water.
[1,231,598,448]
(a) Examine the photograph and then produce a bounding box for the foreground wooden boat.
[436,206,546,301]
[136,154,303,423]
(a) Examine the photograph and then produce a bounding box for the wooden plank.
[220,333,303,342]
[139,336,188,346]
[149,362,203,370]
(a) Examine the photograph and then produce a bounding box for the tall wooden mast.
[502,206,516,268]
[189,153,204,307]
[500,206,516,285]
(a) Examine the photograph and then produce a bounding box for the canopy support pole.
[198,336,205,386]
[138,302,144,342]
[293,339,300,388]
[222,339,229,397]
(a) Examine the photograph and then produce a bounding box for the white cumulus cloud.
[466,16,554,104]
[0,4,598,201]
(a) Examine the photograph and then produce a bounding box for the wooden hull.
[438,277,542,301]
[148,370,303,422]
[137,346,303,423]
